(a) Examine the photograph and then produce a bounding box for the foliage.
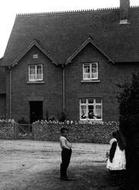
[0,118,15,124]
[18,117,28,124]
[117,73,139,137]
[58,111,67,122]
[33,119,119,126]
[32,120,119,143]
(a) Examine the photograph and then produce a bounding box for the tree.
[117,72,139,189]
[117,73,139,137]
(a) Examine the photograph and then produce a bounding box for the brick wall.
[32,121,119,143]
[65,44,139,121]
[0,94,6,118]
[6,46,63,122]
[4,43,139,123]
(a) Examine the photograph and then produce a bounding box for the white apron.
[106,138,126,170]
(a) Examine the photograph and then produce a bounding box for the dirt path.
[0,140,116,190]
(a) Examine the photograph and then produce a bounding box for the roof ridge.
[16,7,120,17]
[130,5,139,8]
[96,7,118,11]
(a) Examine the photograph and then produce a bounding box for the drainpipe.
[62,64,65,112]
[9,67,12,119]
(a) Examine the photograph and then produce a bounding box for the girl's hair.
[113,130,126,150]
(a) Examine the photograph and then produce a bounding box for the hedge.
[0,119,16,139]
[0,119,119,143]
[32,121,119,143]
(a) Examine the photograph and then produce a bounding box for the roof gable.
[11,40,57,67]
[66,36,114,64]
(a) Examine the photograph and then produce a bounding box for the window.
[28,64,43,82]
[80,98,102,120]
[83,62,98,80]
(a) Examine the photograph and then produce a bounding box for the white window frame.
[83,62,98,80]
[28,64,43,82]
[80,98,102,121]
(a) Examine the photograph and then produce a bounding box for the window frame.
[83,62,98,81]
[28,64,43,82]
[79,98,103,121]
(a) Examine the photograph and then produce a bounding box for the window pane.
[96,98,102,103]
[37,65,42,74]
[84,64,90,73]
[30,65,35,74]
[81,105,87,119]
[95,105,102,119]
[88,98,94,104]
[83,73,90,79]
[37,65,43,80]
[30,74,35,80]
[83,64,90,79]
[91,72,97,79]
[91,63,98,79]
[81,98,86,104]
[92,63,97,73]
[29,65,35,81]
[88,105,94,119]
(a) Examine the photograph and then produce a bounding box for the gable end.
[10,40,57,68]
[65,37,114,65]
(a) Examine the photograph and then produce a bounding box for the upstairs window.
[28,64,43,82]
[80,97,102,120]
[83,62,98,80]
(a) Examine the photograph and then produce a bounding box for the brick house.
[0,0,139,123]
[0,58,6,118]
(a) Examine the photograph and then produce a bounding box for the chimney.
[120,0,130,24]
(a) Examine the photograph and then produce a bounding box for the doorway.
[29,101,43,123]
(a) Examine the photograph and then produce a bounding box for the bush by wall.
[0,119,16,139]
[0,119,119,143]
[32,120,119,144]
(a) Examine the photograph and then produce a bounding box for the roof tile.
[2,7,139,66]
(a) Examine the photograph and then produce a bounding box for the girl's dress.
[106,138,126,170]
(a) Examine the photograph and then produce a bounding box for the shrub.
[32,120,119,143]
[117,73,139,137]
[58,111,67,122]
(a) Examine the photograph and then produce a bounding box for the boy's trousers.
[60,148,72,178]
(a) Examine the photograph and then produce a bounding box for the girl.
[106,130,126,186]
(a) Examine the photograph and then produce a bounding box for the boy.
[59,127,72,180]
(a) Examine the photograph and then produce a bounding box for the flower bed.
[32,120,119,143]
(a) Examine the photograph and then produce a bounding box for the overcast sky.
[0,0,139,58]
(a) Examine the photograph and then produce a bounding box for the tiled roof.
[2,6,139,66]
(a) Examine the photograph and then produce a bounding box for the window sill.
[27,81,45,84]
[81,79,100,83]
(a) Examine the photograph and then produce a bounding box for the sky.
[0,0,139,58]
